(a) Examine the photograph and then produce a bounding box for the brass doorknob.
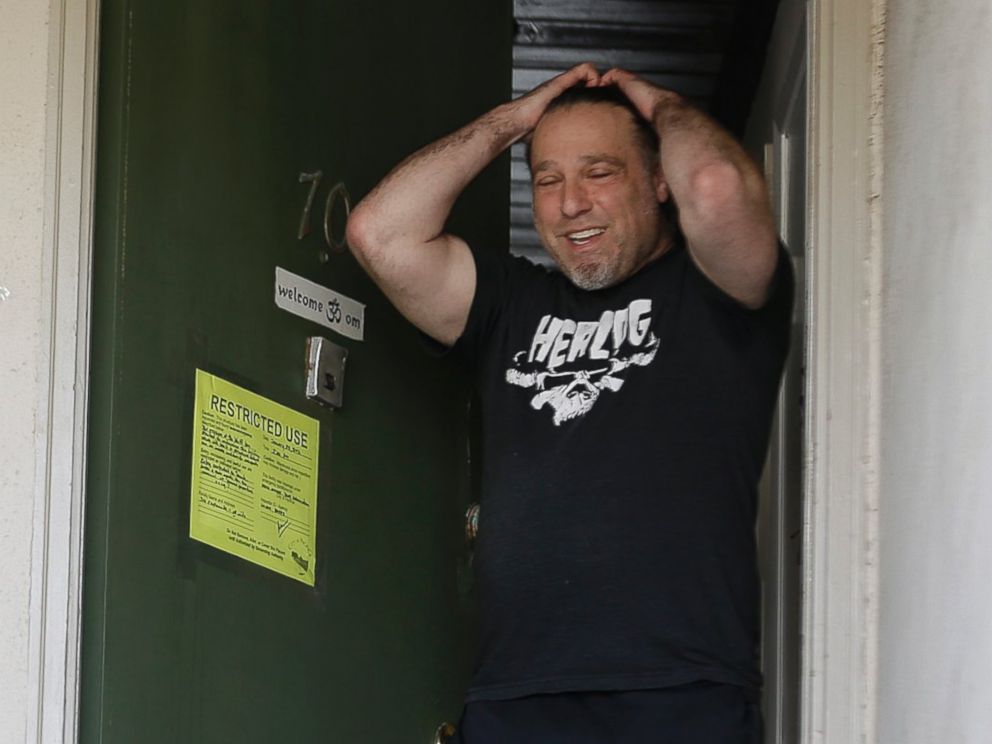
[434,722,456,744]
[465,503,480,545]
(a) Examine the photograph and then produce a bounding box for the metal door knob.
[465,503,479,545]
[434,722,456,743]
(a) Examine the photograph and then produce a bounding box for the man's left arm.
[602,68,778,309]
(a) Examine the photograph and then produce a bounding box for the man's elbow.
[344,203,391,271]
[683,161,762,220]
[344,204,373,259]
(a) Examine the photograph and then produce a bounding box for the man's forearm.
[651,94,765,208]
[348,105,526,252]
[349,63,599,257]
[600,67,776,304]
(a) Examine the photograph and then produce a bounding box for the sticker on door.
[275,267,365,341]
[189,369,319,585]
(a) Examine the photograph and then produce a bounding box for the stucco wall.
[0,0,50,740]
[879,0,992,741]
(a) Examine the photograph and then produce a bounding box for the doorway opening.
[508,2,806,742]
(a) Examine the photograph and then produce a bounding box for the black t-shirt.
[445,239,793,702]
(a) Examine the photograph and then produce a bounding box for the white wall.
[0,0,51,740]
[878,1,992,742]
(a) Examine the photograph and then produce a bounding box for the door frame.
[803,0,884,741]
[26,0,100,741]
[32,0,883,740]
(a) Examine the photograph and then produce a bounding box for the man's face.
[530,102,670,291]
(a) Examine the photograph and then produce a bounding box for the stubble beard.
[541,200,671,292]
[550,224,665,292]
[562,249,624,291]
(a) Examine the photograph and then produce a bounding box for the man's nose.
[560,179,592,218]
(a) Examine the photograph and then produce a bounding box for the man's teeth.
[567,228,605,242]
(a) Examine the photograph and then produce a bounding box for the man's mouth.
[564,227,606,247]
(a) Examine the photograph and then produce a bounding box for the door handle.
[465,503,479,546]
[434,722,456,744]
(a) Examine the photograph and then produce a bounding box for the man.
[346,64,792,743]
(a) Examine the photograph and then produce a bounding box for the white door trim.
[803,0,884,742]
[26,0,100,741]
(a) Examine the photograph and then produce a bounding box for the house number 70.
[297,170,351,262]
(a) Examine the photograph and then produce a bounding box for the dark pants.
[451,682,762,744]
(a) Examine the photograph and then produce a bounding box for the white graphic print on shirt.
[505,298,659,426]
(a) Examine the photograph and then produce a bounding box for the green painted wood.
[81,2,510,742]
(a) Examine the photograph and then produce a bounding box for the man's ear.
[653,166,671,203]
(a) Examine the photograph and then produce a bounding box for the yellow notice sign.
[190,370,319,585]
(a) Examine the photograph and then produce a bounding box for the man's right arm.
[345,64,599,347]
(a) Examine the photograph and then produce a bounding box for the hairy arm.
[602,69,778,308]
[346,64,600,345]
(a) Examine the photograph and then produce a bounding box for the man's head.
[528,85,673,291]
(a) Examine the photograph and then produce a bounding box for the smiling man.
[347,64,793,744]
[529,85,671,291]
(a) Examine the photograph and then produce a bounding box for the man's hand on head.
[506,63,601,136]
[599,68,681,125]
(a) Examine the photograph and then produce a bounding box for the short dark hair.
[526,84,660,172]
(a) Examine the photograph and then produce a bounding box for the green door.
[82,2,509,742]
